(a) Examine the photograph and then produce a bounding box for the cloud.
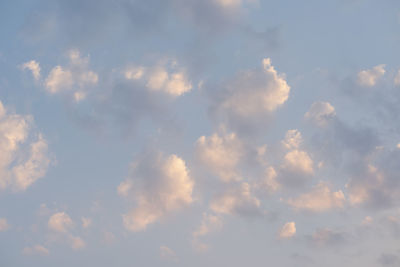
[210,182,261,217]
[255,166,280,193]
[309,228,348,247]
[0,100,51,191]
[44,50,98,102]
[394,69,400,86]
[356,64,385,87]
[195,131,243,182]
[192,213,223,252]
[69,236,86,250]
[160,246,178,262]
[279,221,296,239]
[287,182,345,212]
[21,60,41,80]
[193,213,223,239]
[282,150,314,175]
[22,245,49,256]
[282,129,303,150]
[48,212,74,233]
[211,58,290,133]
[120,151,194,232]
[81,217,92,229]
[125,60,192,97]
[304,101,336,127]
[0,218,10,231]
[277,129,314,187]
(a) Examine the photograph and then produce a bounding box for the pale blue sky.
[1,1,400,266]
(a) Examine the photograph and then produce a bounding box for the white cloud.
[214,0,242,8]
[45,50,98,102]
[192,213,223,252]
[121,152,194,232]
[357,64,385,87]
[282,129,302,150]
[217,58,290,120]
[69,236,86,250]
[346,164,384,206]
[193,213,223,239]
[283,150,313,175]
[196,131,243,182]
[287,182,345,212]
[210,182,261,216]
[22,245,49,256]
[279,222,296,239]
[0,218,10,231]
[394,69,400,86]
[304,101,336,127]
[125,61,192,97]
[0,100,50,191]
[81,217,92,229]
[255,166,280,193]
[48,212,74,233]
[21,60,41,80]
[117,179,133,198]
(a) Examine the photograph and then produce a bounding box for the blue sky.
[1,1,400,266]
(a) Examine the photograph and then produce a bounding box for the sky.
[1,0,400,266]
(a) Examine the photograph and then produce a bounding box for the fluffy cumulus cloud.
[277,130,314,187]
[394,69,400,86]
[21,60,41,81]
[192,213,223,252]
[69,236,86,250]
[47,211,87,250]
[48,212,74,233]
[0,101,50,191]
[0,218,10,231]
[195,131,243,182]
[213,58,290,131]
[255,166,280,193]
[304,101,336,127]
[287,182,345,212]
[210,182,261,216]
[119,151,194,232]
[283,149,314,175]
[345,158,400,209]
[125,60,192,97]
[44,50,98,102]
[279,221,296,239]
[357,64,385,87]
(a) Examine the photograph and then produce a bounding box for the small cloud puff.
[120,151,194,232]
[304,101,336,127]
[210,182,261,217]
[0,218,10,232]
[195,131,243,182]
[0,100,51,192]
[357,64,385,87]
[22,245,49,256]
[287,182,345,212]
[125,60,192,97]
[44,50,98,102]
[279,221,296,239]
[21,60,41,80]
[48,212,74,233]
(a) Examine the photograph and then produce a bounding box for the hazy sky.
[1,0,400,266]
